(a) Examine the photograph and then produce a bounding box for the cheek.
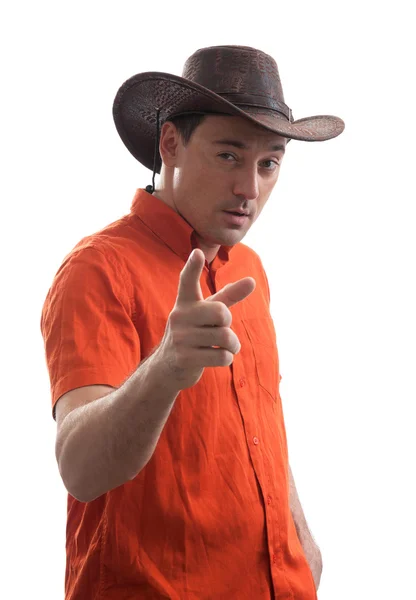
[254,194,271,219]
[188,167,224,203]
[175,163,206,191]
[259,177,277,201]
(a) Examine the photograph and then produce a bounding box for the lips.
[222,211,249,226]
[225,210,249,216]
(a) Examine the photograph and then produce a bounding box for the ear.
[159,121,181,167]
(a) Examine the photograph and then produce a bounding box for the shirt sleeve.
[40,244,141,420]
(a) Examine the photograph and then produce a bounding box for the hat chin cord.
[146,108,161,194]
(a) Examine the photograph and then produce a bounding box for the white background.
[1,1,415,598]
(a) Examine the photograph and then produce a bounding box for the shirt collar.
[130,189,235,268]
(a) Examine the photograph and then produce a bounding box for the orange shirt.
[41,189,317,600]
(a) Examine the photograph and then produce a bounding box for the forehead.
[195,114,287,147]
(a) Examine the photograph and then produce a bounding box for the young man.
[41,45,344,599]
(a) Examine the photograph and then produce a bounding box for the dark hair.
[167,113,207,145]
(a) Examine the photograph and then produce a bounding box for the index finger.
[176,248,205,305]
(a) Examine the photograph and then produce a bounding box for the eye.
[218,152,237,161]
[260,159,280,170]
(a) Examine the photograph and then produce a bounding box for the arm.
[56,348,181,503]
[289,464,314,544]
[289,464,323,589]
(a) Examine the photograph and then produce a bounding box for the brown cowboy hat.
[113,45,345,173]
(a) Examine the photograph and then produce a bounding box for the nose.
[232,166,259,201]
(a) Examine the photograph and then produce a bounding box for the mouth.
[222,210,250,226]
[224,210,250,216]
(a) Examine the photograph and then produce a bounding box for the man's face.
[159,114,287,260]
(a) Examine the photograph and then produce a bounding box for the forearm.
[57,349,181,503]
[289,464,323,589]
[288,464,314,543]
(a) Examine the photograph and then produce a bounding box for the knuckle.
[216,348,227,364]
[225,350,234,365]
[214,302,231,324]
[224,329,235,348]
[207,328,217,345]
[170,307,184,325]
[168,306,178,320]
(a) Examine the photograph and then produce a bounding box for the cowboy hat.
[113,45,345,173]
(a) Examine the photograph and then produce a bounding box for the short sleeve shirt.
[40,189,317,600]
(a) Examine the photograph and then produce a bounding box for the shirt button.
[267,495,272,505]
[253,437,259,445]
[272,553,277,564]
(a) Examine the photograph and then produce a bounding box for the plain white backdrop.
[1,1,415,598]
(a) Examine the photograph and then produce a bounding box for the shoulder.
[45,235,134,313]
[234,242,266,273]
[57,222,134,281]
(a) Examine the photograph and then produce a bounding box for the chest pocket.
[241,317,279,402]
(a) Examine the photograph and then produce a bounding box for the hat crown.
[112,44,345,173]
[182,45,286,106]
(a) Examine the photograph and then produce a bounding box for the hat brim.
[113,72,345,173]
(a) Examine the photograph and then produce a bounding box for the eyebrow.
[212,139,286,153]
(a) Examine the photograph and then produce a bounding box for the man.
[41,45,344,599]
